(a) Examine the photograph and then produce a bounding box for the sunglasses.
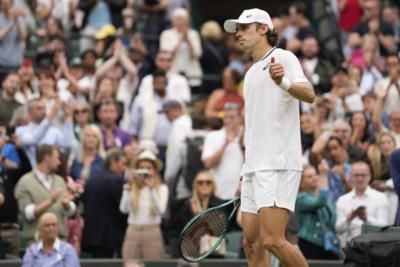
[74,109,88,115]
[197,180,212,186]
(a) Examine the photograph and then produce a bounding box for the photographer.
[120,150,168,260]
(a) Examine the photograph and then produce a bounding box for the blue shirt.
[22,238,80,267]
[327,161,352,205]
[2,142,20,165]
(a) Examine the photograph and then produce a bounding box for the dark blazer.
[82,166,127,251]
[390,149,400,225]
[69,154,104,181]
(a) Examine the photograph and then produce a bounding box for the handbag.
[199,234,226,256]
[317,209,341,256]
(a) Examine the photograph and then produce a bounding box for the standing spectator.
[373,53,400,115]
[335,161,390,242]
[352,0,396,55]
[382,4,400,50]
[15,60,39,105]
[129,70,171,159]
[97,98,132,151]
[0,72,21,126]
[0,0,27,82]
[82,149,127,258]
[70,100,93,160]
[299,35,334,94]
[349,111,373,151]
[15,98,74,166]
[138,50,191,104]
[0,182,5,259]
[14,144,76,244]
[164,100,192,202]
[160,8,203,91]
[338,0,363,34]
[202,103,243,200]
[69,124,105,181]
[204,68,244,119]
[368,132,397,182]
[21,212,80,267]
[120,150,168,260]
[288,2,315,41]
[200,20,229,94]
[296,165,339,260]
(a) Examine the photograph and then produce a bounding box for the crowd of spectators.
[1,0,400,264]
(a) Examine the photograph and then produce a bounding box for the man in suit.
[82,148,127,258]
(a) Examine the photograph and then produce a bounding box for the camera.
[136,169,149,180]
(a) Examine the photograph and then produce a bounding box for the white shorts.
[240,170,301,214]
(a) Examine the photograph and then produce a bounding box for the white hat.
[224,8,274,33]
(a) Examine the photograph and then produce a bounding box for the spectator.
[14,144,76,244]
[129,70,171,158]
[335,161,390,242]
[164,99,192,202]
[382,4,400,50]
[390,149,400,225]
[352,0,396,55]
[70,100,93,159]
[200,20,229,94]
[373,53,400,115]
[97,98,132,151]
[368,132,397,182]
[296,165,339,260]
[69,124,105,181]
[82,148,127,258]
[338,0,363,34]
[300,112,320,164]
[0,0,27,82]
[21,212,80,267]
[0,72,21,126]
[15,98,74,166]
[204,68,244,119]
[169,171,224,258]
[299,35,334,94]
[349,111,373,151]
[138,50,191,104]
[0,182,5,258]
[202,102,243,200]
[120,150,168,260]
[15,59,39,105]
[160,8,203,91]
[288,2,315,46]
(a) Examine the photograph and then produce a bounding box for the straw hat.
[133,150,163,171]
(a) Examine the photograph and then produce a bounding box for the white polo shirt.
[241,48,309,174]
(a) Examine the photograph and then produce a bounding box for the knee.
[242,237,263,255]
[262,236,286,253]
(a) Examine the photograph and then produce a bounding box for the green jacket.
[14,171,68,242]
[295,189,336,247]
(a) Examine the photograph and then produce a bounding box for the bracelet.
[279,76,292,92]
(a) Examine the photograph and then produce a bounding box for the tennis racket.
[178,196,241,262]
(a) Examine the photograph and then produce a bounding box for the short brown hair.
[104,148,125,169]
[36,144,57,164]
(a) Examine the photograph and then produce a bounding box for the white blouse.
[119,184,169,225]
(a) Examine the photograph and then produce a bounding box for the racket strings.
[180,208,229,259]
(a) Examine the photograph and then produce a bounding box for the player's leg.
[259,206,308,267]
[241,174,270,267]
[242,212,271,267]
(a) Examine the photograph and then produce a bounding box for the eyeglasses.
[74,109,88,115]
[197,180,212,186]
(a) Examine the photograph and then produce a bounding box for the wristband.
[279,76,292,92]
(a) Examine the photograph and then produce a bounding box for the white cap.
[223,8,274,33]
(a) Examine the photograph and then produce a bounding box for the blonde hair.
[299,165,316,192]
[77,124,106,161]
[34,212,58,242]
[130,159,162,216]
[368,132,396,180]
[191,171,216,211]
[200,20,223,42]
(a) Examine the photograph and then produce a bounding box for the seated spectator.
[15,98,74,167]
[204,68,244,119]
[14,144,76,244]
[296,165,339,260]
[21,212,80,267]
[69,124,105,181]
[335,161,390,243]
[120,150,168,260]
[160,8,203,90]
[169,171,224,258]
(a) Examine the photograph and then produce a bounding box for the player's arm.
[287,82,315,103]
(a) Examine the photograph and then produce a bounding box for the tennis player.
[224,8,315,267]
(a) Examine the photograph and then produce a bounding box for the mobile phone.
[136,169,149,180]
